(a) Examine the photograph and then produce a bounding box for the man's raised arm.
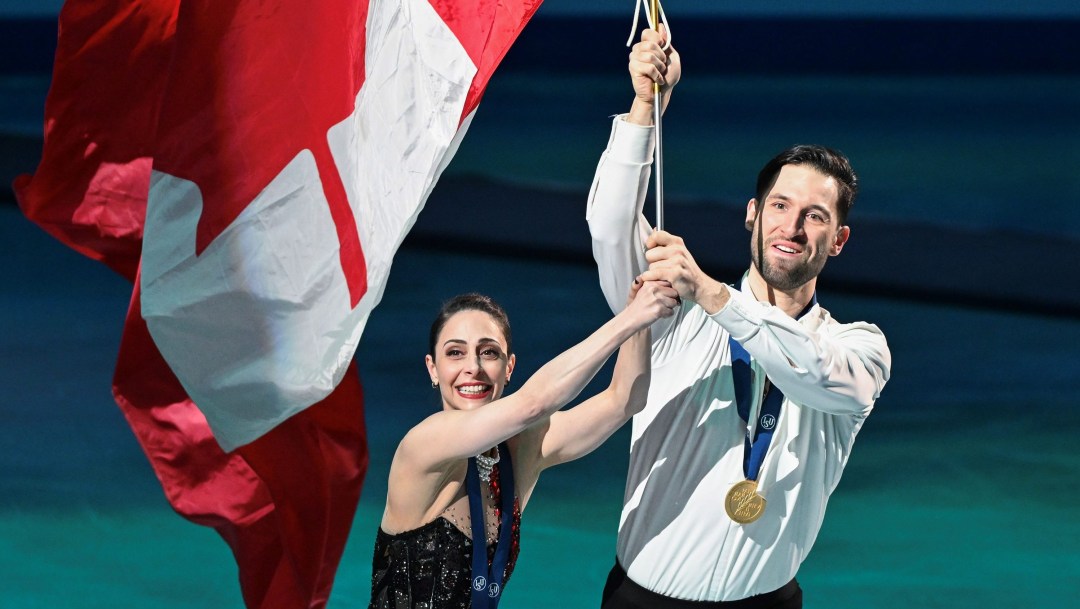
[586,25,680,315]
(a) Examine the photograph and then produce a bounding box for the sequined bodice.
[368,504,521,609]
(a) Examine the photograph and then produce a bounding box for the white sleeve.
[711,288,892,416]
[586,115,655,315]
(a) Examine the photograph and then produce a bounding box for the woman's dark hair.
[428,293,512,357]
[755,144,858,226]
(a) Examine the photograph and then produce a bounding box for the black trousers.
[601,561,802,609]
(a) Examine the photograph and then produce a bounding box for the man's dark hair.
[755,145,858,225]
[428,293,512,357]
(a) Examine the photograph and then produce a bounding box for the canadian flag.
[15,0,542,607]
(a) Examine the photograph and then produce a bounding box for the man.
[587,27,892,608]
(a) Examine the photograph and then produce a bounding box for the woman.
[370,279,679,609]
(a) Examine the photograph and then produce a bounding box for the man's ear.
[830,226,851,256]
[744,199,758,232]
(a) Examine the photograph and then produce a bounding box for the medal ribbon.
[728,291,817,481]
[467,441,514,609]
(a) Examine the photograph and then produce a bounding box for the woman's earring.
[431,380,438,389]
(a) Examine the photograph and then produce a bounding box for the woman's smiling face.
[426,309,514,411]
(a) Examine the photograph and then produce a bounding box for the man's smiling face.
[746,164,850,291]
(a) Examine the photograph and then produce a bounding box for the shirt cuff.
[707,284,764,342]
[606,114,655,165]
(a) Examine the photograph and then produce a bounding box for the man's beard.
[751,236,828,291]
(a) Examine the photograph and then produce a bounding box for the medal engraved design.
[725,479,766,524]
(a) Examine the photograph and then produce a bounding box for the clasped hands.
[639,230,730,315]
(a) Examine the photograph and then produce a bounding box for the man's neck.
[746,267,816,318]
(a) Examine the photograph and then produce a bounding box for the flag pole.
[651,0,665,231]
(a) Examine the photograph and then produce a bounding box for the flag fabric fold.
[15,0,542,607]
[12,0,178,281]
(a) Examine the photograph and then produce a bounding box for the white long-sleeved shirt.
[587,116,892,601]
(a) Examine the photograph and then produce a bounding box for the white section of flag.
[141,0,479,451]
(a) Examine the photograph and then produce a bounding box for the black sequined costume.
[369,460,522,609]
[368,510,520,609]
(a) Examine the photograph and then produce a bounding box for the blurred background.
[2,1,1079,607]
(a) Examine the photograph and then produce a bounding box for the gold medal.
[725,479,766,524]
